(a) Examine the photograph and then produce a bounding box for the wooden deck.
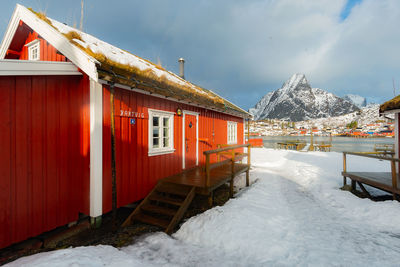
[122,143,251,233]
[342,152,400,199]
[342,171,400,195]
[163,163,250,195]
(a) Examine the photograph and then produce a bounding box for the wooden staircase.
[122,181,196,234]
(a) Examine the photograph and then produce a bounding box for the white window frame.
[26,39,40,61]
[148,109,175,156]
[227,121,238,144]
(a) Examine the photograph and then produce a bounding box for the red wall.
[5,28,67,62]
[102,85,244,212]
[0,75,90,249]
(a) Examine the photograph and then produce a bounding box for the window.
[148,109,175,156]
[227,121,238,144]
[26,39,40,61]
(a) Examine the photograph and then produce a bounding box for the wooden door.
[185,114,197,169]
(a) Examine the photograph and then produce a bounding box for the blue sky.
[1,0,400,110]
[340,0,363,20]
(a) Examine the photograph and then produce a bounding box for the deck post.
[247,144,251,186]
[205,154,210,187]
[247,145,251,166]
[230,150,235,198]
[208,192,213,208]
[351,180,356,191]
[391,159,398,200]
[343,153,347,186]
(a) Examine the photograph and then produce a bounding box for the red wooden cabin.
[0,5,251,249]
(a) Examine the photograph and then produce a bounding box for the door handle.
[185,139,188,152]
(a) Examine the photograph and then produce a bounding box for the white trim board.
[182,110,199,169]
[0,4,98,81]
[0,60,82,76]
[381,109,400,115]
[89,79,103,217]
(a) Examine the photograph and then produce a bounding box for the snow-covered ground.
[7,149,400,266]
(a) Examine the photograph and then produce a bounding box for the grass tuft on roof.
[28,8,57,30]
[63,31,83,42]
[380,95,400,113]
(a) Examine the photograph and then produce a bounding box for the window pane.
[153,138,159,148]
[163,117,169,127]
[153,116,159,127]
[163,127,169,138]
[164,137,169,147]
[153,128,159,138]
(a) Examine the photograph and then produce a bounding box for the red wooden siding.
[6,28,67,62]
[0,75,90,249]
[102,85,244,212]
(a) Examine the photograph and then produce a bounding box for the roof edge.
[0,4,99,81]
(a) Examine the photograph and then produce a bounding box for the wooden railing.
[342,151,399,191]
[203,144,251,188]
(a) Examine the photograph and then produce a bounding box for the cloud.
[1,0,399,109]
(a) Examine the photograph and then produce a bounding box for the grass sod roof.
[379,95,400,114]
[27,8,250,118]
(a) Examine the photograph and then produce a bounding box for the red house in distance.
[0,4,251,249]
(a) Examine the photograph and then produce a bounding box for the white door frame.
[182,110,199,169]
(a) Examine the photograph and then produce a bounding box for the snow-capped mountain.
[296,104,382,128]
[250,74,360,121]
[343,94,367,108]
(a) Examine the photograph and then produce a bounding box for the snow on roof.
[24,7,249,117]
[50,19,200,91]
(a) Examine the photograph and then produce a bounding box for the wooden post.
[343,153,347,186]
[205,154,210,187]
[247,119,250,143]
[110,83,117,228]
[391,159,397,200]
[230,149,235,198]
[351,180,356,191]
[309,131,314,151]
[208,191,213,208]
[246,144,250,187]
[247,145,251,166]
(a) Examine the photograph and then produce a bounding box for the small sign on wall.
[119,110,146,119]
[130,118,136,125]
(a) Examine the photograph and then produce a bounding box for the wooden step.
[149,194,183,206]
[135,213,169,229]
[156,182,192,196]
[165,186,196,234]
[141,204,177,217]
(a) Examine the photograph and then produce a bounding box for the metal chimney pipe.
[178,58,185,79]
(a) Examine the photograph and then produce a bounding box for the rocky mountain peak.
[281,73,309,93]
[249,74,360,121]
